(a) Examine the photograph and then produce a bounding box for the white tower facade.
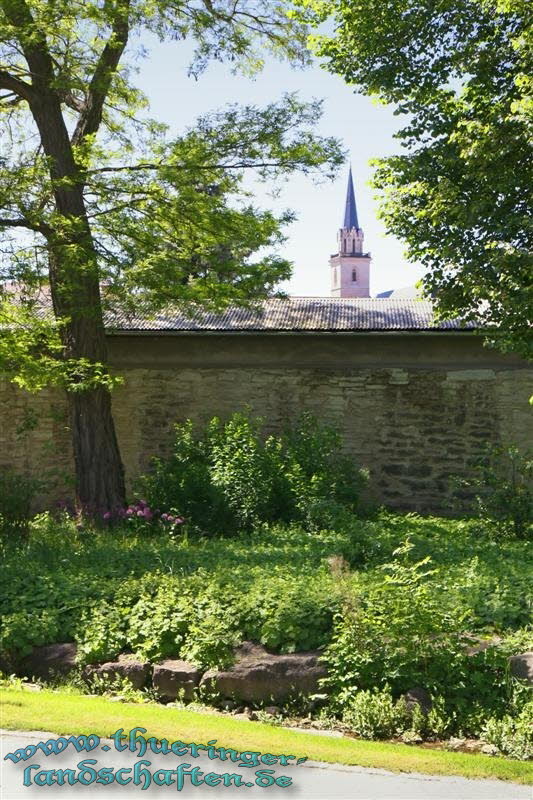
[330,168,371,298]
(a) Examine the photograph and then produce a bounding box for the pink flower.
[142,507,153,520]
[161,513,169,521]
[103,511,111,521]
[136,510,144,517]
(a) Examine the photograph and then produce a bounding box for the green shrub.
[137,411,368,534]
[322,540,468,708]
[481,701,533,760]
[342,687,411,739]
[1,608,61,662]
[0,468,40,536]
[454,445,533,539]
[238,571,341,652]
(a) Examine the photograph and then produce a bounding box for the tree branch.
[0,216,51,234]
[0,69,35,103]
[0,0,56,91]
[71,0,130,145]
[87,160,304,175]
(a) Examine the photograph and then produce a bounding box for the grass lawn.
[1,687,532,785]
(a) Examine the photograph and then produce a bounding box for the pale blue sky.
[135,38,425,297]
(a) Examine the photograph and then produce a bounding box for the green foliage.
[295,0,533,357]
[321,537,532,734]
[481,701,533,760]
[0,0,343,392]
[454,445,533,539]
[1,609,61,660]
[342,687,411,740]
[1,511,531,752]
[0,468,40,536]
[322,541,470,705]
[138,411,368,534]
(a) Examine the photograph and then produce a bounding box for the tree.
[295,0,532,358]
[0,0,343,516]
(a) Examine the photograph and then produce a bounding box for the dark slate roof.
[107,297,476,333]
[343,167,359,230]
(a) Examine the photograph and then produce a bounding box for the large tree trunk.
[1,0,128,516]
[47,237,126,517]
[68,385,126,516]
[32,94,126,516]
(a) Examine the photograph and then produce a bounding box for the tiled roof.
[107,297,476,333]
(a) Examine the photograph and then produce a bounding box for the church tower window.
[352,269,357,282]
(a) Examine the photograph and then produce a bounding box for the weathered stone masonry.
[1,331,531,512]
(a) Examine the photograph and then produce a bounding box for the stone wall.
[1,332,531,512]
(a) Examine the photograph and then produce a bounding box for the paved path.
[1,731,531,800]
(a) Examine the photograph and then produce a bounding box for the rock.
[199,641,327,705]
[264,705,281,716]
[152,660,202,701]
[509,652,533,684]
[403,687,432,715]
[84,654,151,690]
[21,682,42,692]
[19,643,77,680]
[401,731,423,745]
[446,736,466,750]
[481,744,499,757]
[447,737,466,751]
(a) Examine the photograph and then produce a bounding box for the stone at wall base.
[200,641,326,705]
[84,654,151,690]
[152,660,202,701]
[19,642,78,681]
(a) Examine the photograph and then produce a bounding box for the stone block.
[200,641,326,705]
[20,642,77,680]
[152,659,202,701]
[84,654,151,690]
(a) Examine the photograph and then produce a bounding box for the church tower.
[330,168,371,297]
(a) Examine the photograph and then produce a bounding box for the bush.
[322,540,468,708]
[481,701,533,760]
[342,687,411,739]
[0,468,40,536]
[454,445,532,539]
[138,411,368,534]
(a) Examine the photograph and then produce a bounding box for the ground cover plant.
[1,509,531,759]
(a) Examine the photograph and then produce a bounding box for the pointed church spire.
[343,166,359,229]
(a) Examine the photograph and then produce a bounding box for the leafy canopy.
[0,0,344,388]
[294,0,532,358]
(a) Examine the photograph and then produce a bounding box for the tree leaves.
[295,0,533,358]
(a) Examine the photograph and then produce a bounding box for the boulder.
[84,654,151,690]
[509,652,533,684]
[152,660,202,701]
[403,686,432,715]
[20,642,77,680]
[200,641,326,705]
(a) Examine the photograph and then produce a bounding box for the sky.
[135,37,426,298]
